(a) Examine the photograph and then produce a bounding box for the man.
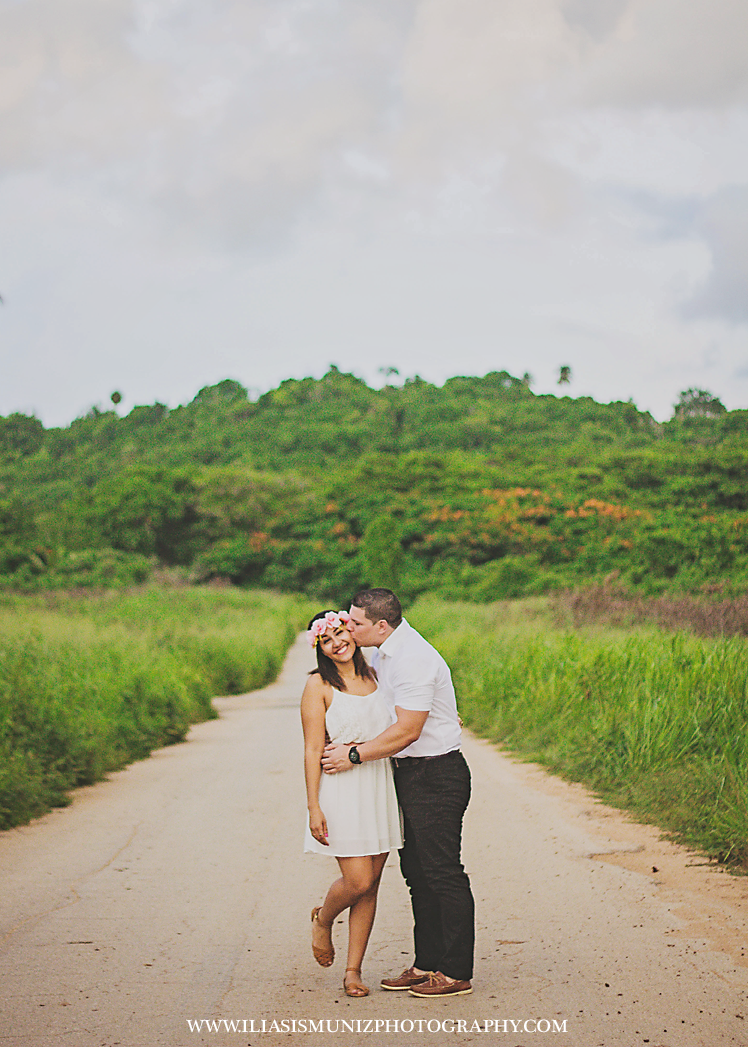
[321,588,475,998]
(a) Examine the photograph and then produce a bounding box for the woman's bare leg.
[312,853,389,985]
[346,853,388,978]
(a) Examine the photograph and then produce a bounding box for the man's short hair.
[352,588,403,628]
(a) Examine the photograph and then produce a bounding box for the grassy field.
[0,586,313,830]
[410,597,748,870]
[7,584,746,869]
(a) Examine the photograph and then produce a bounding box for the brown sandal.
[311,906,334,967]
[343,968,369,997]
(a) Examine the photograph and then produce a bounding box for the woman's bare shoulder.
[301,672,330,701]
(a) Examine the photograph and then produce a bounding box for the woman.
[301,609,402,997]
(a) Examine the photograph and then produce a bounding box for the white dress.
[304,686,403,857]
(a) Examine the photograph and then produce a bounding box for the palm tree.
[378,366,400,385]
[557,366,572,386]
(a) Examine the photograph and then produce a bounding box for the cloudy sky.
[1,0,747,427]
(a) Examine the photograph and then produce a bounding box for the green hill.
[2,371,748,599]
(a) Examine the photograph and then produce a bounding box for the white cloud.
[543,109,748,200]
[575,0,748,108]
[686,185,748,323]
[561,0,628,42]
[0,0,747,426]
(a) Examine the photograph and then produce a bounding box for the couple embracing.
[301,588,475,999]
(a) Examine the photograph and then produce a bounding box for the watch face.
[349,746,361,764]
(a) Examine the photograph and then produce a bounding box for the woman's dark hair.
[307,609,375,691]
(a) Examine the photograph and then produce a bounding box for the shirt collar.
[378,618,411,658]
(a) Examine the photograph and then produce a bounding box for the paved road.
[1,635,747,1047]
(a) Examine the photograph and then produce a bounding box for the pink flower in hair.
[307,610,351,647]
[307,618,328,647]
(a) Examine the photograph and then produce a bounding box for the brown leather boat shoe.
[380,966,431,990]
[408,971,473,997]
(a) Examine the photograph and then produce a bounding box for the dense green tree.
[360,514,404,590]
[191,379,249,405]
[673,388,726,418]
[2,369,748,597]
[0,413,44,458]
[0,493,38,574]
[92,468,200,564]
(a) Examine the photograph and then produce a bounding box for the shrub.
[410,597,748,869]
[0,587,312,828]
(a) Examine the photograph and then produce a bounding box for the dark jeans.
[393,750,474,981]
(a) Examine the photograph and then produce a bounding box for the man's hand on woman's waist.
[321,709,429,774]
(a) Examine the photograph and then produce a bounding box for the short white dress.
[304,686,403,857]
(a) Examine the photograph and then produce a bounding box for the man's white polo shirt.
[372,618,462,758]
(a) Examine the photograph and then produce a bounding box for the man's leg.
[394,753,474,981]
[398,804,444,973]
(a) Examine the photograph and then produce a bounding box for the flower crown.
[308,610,351,648]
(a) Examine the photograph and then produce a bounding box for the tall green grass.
[0,587,312,829]
[410,598,748,869]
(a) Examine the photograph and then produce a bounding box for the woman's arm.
[300,674,330,845]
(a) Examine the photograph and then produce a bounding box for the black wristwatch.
[348,745,361,765]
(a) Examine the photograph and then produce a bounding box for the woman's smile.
[319,625,355,661]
